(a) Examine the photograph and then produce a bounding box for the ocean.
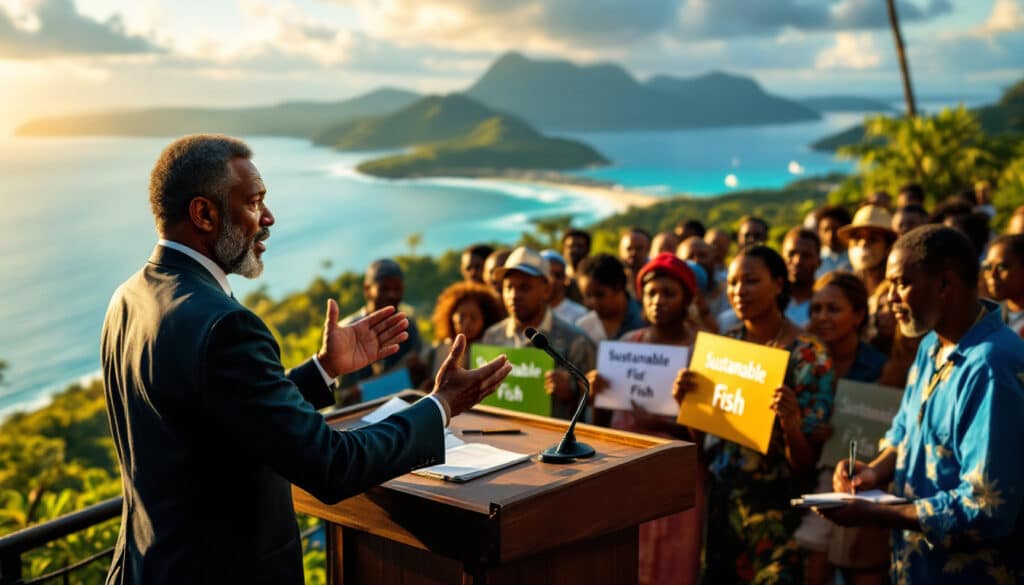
[0,103,974,416]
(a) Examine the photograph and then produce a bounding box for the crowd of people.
[339,183,1024,585]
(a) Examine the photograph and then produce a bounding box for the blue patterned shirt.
[882,300,1024,584]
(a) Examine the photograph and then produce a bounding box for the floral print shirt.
[882,301,1024,584]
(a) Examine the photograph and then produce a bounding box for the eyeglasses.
[981,262,1013,276]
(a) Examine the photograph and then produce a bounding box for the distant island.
[811,79,1024,151]
[319,94,608,178]
[14,88,420,138]
[463,52,819,131]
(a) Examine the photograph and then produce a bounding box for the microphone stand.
[524,328,596,463]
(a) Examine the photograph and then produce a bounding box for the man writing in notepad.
[818,226,1024,584]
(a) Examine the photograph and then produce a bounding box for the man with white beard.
[817,225,1024,584]
[100,134,512,584]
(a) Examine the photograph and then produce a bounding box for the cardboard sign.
[360,368,413,402]
[594,341,690,416]
[820,379,903,466]
[471,344,553,417]
[676,332,789,454]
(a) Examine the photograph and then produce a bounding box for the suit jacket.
[101,246,444,585]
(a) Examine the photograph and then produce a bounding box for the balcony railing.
[0,497,321,585]
[0,497,121,585]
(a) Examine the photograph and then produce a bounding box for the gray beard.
[897,316,932,339]
[213,218,265,279]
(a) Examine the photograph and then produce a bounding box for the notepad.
[360,396,463,449]
[413,443,531,483]
[791,490,908,509]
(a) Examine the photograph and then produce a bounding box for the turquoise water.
[563,112,861,194]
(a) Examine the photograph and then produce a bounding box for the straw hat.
[838,205,897,244]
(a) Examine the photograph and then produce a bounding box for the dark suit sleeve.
[201,309,444,504]
[287,360,334,410]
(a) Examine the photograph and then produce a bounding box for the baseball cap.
[493,247,551,281]
[540,249,567,267]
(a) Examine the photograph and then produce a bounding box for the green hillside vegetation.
[313,94,607,178]
[312,94,501,149]
[812,79,1024,151]
[463,52,819,131]
[15,88,420,138]
[355,116,608,178]
[593,175,838,246]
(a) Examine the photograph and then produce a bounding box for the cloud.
[674,0,953,39]
[815,32,883,69]
[972,0,1024,36]
[0,0,157,59]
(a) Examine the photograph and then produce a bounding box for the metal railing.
[0,497,122,585]
[0,498,322,585]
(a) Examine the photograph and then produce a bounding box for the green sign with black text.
[820,379,904,466]
[471,344,553,417]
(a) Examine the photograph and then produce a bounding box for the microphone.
[524,327,596,463]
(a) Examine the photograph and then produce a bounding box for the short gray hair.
[149,134,252,232]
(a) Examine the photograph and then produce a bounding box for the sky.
[1,0,1022,133]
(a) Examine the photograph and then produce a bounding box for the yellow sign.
[676,332,790,454]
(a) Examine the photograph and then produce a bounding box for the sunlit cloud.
[815,32,883,69]
[973,0,1024,36]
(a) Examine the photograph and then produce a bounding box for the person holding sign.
[587,253,705,585]
[819,226,1024,585]
[480,247,596,420]
[801,271,891,585]
[673,245,835,585]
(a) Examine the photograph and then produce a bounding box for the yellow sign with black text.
[676,332,790,454]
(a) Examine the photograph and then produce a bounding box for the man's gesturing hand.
[430,334,512,420]
[317,300,409,379]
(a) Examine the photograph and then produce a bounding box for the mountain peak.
[464,53,817,130]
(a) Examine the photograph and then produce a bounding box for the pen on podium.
[848,439,858,495]
[461,428,522,435]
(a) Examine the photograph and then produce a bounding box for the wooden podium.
[293,392,697,584]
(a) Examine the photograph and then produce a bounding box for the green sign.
[471,344,553,417]
[820,379,904,467]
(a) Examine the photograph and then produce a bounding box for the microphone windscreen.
[524,328,550,350]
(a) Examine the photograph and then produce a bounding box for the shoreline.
[481,177,662,212]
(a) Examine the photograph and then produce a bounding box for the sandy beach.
[473,176,661,213]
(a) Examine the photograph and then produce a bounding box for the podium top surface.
[293,392,697,564]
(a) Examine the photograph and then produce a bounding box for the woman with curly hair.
[674,245,836,584]
[420,282,506,387]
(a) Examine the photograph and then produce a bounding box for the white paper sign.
[594,341,690,416]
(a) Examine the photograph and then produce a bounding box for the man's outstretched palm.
[430,334,511,419]
[317,300,409,379]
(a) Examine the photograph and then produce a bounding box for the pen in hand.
[848,439,858,495]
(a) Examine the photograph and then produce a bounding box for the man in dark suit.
[101,134,511,585]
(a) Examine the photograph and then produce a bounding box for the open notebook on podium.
[363,396,532,482]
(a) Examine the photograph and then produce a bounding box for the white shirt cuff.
[311,355,335,387]
[425,395,449,427]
